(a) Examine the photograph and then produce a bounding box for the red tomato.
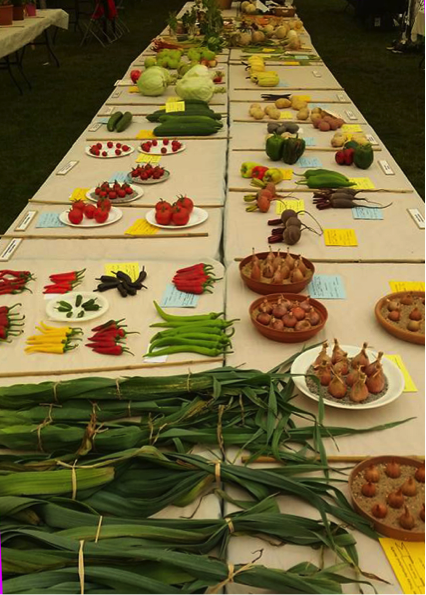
[84,204,96,219]
[72,200,86,211]
[97,197,112,212]
[172,206,190,226]
[155,199,172,212]
[155,206,172,225]
[176,195,194,214]
[68,208,83,225]
[94,208,109,224]
[130,69,141,83]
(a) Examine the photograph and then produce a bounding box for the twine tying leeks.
[78,539,85,595]
[95,516,103,543]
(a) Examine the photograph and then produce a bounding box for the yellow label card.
[297,95,311,102]
[69,188,89,202]
[280,111,293,120]
[324,228,358,246]
[165,101,185,113]
[389,281,425,292]
[136,130,156,139]
[341,124,362,132]
[276,199,304,215]
[125,219,159,236]
[104,262,140,282]
[128,85,139,94]
[278,169,293,180]
[136,154,162,164]
[285,61,300,66]
[384,355,417,392]
[379,538,425,594]
[349,177,376,190]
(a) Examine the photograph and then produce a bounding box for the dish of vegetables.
[46,292,109,323]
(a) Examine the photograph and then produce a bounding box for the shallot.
[387,488,405,509]
[365,352,383,377]
[349,372,369,403]
[409,307,422,321]
[270,317,284,331]
[364,465,380,483]
[401,477,417,497]
[328,369,347,399]
[314,342,331,367]
[309,311,321,326]
[399,506,415,530]
[366,365,385,394]
[334,353,349,375]
[299,296,312,312]
[371,503,388,519]
[290,262,304,283]
[385,461,401,479]
[351,342,369,369]
[346,362,361,387]
[400,293,413,306]
[272,299,287,318]
[291,306,305,321]
[295,319,311,332]
[361,482,376,498]
[283,313,297,328]
[257,312,271,326]
[388,310,401,322]
[415,465,425,483]
[316,361,331,386]
[331,338,345,364]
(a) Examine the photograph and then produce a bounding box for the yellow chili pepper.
[25,344,67,354]
[36,326,69,336]
[26,336,66,344]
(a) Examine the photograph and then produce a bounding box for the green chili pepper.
[152,326,228,340]
[153,301,224,323]
[81,298,97,309]
[57,301,72,310]
[83,305,101,312]
[75,295,83,307]
[144,345,229,358]
[151,319,236,329]
[66,312,73,319]
[77,311,85,318]
[149,337,222,352]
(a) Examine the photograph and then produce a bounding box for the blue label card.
[308,275,346,299]
[297,156,323,168]
[160,284,200,308]
[294,55,310,60]
[310,103,328,109]
[278,81,289,87]
[98,117,109,124]
[108,171,130,184]
[303,137,316,146]
[352,207,384,220]
[36,213,66,228]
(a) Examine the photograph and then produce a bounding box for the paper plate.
[145,206,208,230]
[85,144,135,159]
[46,292,109,323]
[138,141,186,155]
[86,185,144,204]
[130,170,171,185]
[290,344,405,410]
[59,207,123,228]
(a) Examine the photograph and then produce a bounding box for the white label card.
[88,122,103,132]
[112,90,122,98]
[366,134,378,145]
[312,70,322,78]
[378,160,395,175]
[102,106,114,115]
[56,161,78,176]
[0,239,22,261]
[15,211,37,231]
[407,208,425,229]
[345,110,357,120]
[336,93,346,102]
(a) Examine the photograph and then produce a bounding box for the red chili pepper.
[49,269,85,283]
[0,327,8,339]
[0,270,31,278]
[43,285,74,294]
[0,303,21,314]
[91,345,133,355]
[173,274,210,283]
[91,319,126,332]
[86,341,121,349]
[175,263,212,274]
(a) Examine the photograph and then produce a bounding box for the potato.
[268,108,281,120]
[311,107,321,115]
[335,118,344,128]
[291,97,307,110]
[252,109,265,120]
[265,105,277,116]
[275,98,291,109]
[331,132,346,147]
[318,120,331,132]
[311,113,322,126]
[297,107,310,121]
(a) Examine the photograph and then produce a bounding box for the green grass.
[0,0,424,232]
[0,0,184,233]
[297,0,425,197]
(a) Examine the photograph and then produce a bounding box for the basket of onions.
[249,293,327,343]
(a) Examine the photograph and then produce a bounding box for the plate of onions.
[290,341,405,410]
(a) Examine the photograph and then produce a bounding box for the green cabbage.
[183,64,213,79]
[137,67,175,96]
[176,76,225,103]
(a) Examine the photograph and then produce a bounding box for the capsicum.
[265,133,284,162]
[251,166,269,180]
[240,162,261,178]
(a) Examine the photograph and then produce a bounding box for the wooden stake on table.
[0,358,225,379]
[28,199,224,209]
[234,87,345,91]
[230,99,351,104]
[86,136,231,141]
[0,233,209,240]
[241,455,425,464]
[233,118,367,126]
[231,147,382,153]
[229,187,414,194]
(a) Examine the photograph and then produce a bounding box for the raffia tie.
[214,461,221,485]
[207,562,255,594]
[78,539,85,595]
[95,515,103,543]
[115,378,123,400]
[224,517,234,534]
[57,460,78,500]
[33,404,54,453]
[186,369,192,393]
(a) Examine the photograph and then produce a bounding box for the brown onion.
[364,464,380,483]
[399,506,415,530]
[332,338,345,364]
[316,361,331,386]
[409,307,422,321]
[371,503,388,519]
[295,256,307,275]
[284,247,295,270]
[299,296,312,312]
[290,262,304,283]
[400,293,413,305]
[251,262,261,281]
[257,312,271,326]
[334,354,349,376]
[291,306,306,321]
[314,342,331,367]
[270,317,284,331]
[366,366,385,394]
[365,352,384,377]
[350,372,369,403]
[262,263,274,279]
[386,299,399,312]
[388,310,401,322]
[283,314,297,328]
[401,477,417,497]
[346,362,361,387]
[361,482,376,498]
[407,320,421,332]
[272,299,287,318]
[387,488,405,509]
[309,311,321,326]
[328,370,347,399]
[351,343,369,369]
[260,299,273,315]
[385,461,401,479]
[295,320,311,332]
[415,465,425,483]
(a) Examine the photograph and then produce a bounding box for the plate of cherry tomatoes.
[59,200,123,228]
[86,182,143,204]
[129,164,170,185]
[146,196,208,229]
[139,138,185,156]
[86,142,134,158]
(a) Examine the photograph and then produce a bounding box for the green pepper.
[57,301,72,310]
[56,306,72,313]
[265,133,284,162]
[282,136,306,165]
[75,295,83,307]
[77,311,85,318]
[83,305,101,312]
[153,301,224,323]
[66,312,73,319]
[149,337,222,352]
[353,143,374,170]
[144,345,228,358]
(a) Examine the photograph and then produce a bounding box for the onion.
[366,366,385,394]
[351,342,369,369]
[400,293,413,305]
[334,354,349,376]
[401,477,417,497]
[388,310,400,322]
[314,342,331,367]
[364,464,380,483]
[290,262,304,283]
[295,256,307,275]
[309,311,321,326]
[270,317,284,331]
[251,262,261,281]
[361,482,376,498]
[291,306,305,321]
[316,361,331,386]
[331,338,345,364]
[262,263,274,279]
[399,506,415,530]
[409,307,422,321]
[387,488,405,509]
[283,314,297,328]
[346,362,361,387]
[415,464,425,483]
[299,296,312,312]
[386,299,399,312]
[365,352,384,377]
[260,299,272,314]
[284,247,295,270]
[407,320,421,332]
[272,249,282,270]
[385,461,401,479]
[420,505,425,522]
[371,503,388,519]
[272,300,287,318]
[257,312,271,326]
[328,370,347,399]
[295,319,311,332]
[349,372,369,403]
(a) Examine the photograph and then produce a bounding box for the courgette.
[153,121,222,137]
[115,111,133,132]
[158,115,223,127]
[147,106,222,122]
[107,111,123,132]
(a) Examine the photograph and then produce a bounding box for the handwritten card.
[136,130,156,139]
[160,284,200,308]
[104,262,140,282]
[136,154,162,164]
[349,177,376,190]
[36,213,66,228]
[165,101,185,113]
[125,219,159,236]
[280,111,293,120]
[303,137,316,146]
[69,188,89,202]
[389,281,425,292]
[276,199,304,215]
[324,229,358,247]
[379,539,425,594]
[384,355,417,392]
[352,206,384,220]
[297,156,323,168]
[341,124,362,133]
[128,85,139,94]
[278,168,293,180]
[108,172,129,184]
[308,275,346,299]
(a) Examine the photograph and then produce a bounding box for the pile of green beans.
[145,301,237,357]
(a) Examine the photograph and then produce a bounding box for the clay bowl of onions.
[375,291,425,345]
[249,293,327,343]
[239,247,315,295]
[349,455,425,541]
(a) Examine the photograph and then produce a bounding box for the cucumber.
[146,107,222,122]
[153,121,221,137]
[115,111,133,132]
[158,115,223,128]
[107,111,123,132]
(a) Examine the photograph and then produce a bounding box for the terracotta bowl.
[349,456,425,542]
[249,293,327,343]
[240,252,315,295]
[375,291,425,346]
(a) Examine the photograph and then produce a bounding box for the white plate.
[85,143,135,159]
[145,206,208,230]
[138,141,186,155]
[290,344,405,410]
[59,206,123,228]
[131,170,171,185]
[86,184,144,204]
[46,292,109,323]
